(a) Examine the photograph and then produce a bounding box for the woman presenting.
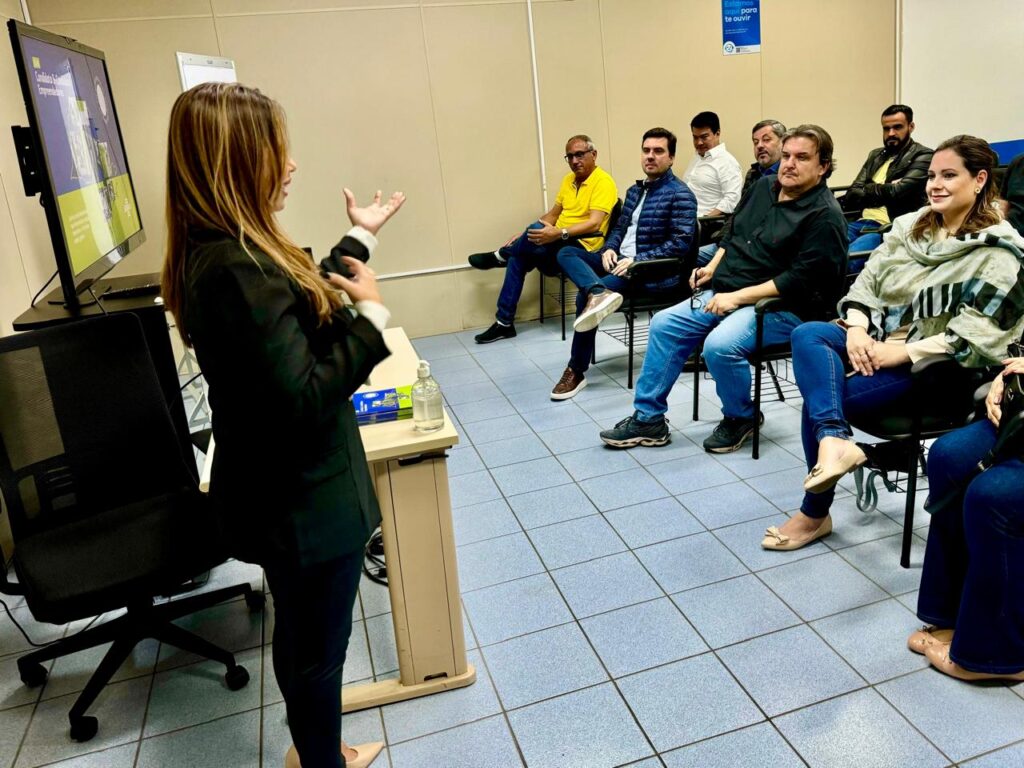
[162,82,403,768]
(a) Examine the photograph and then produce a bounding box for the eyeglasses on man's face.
[564,149,594,162]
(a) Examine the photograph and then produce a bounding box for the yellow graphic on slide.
[56,173,140,274]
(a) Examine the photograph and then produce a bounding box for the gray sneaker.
[599,413,670,448]
[702,412,765,453]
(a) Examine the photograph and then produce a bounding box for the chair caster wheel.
[18,662,48,688]
[225,664,249,691]
[70,715,98,742]
[245,591,266,612]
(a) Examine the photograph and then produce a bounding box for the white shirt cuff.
[346,226,379,256]
[355,300,390,332]
[906,335,953,364]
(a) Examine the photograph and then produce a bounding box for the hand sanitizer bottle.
[412,360,444,432]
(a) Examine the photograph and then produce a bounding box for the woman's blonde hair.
[161,82,341,344]
[910,134,1002,242]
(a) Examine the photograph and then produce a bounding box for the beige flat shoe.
[285,741,384,768]
[906,625,954,655]
[804,443,868,494]
[925,644,1024,682]
[761,516,832,551]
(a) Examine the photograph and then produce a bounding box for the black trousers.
[263,548,364,768]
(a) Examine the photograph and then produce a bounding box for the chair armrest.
[754,296,791,315]
[626,258,681,281]
[910,354,959,376]
[975,382,992,404]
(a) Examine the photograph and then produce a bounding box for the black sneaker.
[599,413,670,448]
[468,251,506,270]
[702,412,765,453]
[474,322,516,344]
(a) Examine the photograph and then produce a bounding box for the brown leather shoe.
[551,367,587,400]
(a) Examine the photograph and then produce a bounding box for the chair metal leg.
[627,312,636,389]
[752,314,765,459]
[692,345,702,421]
[767,360,785,402]
[900,444,920,569]
[752,359,762,460]
[560,275,567,341]
[539,272,545,324]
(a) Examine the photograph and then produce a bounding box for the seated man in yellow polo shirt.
[469,134,618,343]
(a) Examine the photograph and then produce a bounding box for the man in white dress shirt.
[682,111,743,217]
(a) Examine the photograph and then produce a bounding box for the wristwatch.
[560,228,569,240]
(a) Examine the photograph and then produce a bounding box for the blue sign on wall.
[722,0,761,56]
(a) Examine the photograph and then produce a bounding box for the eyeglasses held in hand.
[690,289,708,311]
[564,150,594,162]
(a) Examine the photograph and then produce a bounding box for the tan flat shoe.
[285,741,384,768]
[906,625,954,655]
[925,643,1024,682]
[804,443,868,494]
[761,516,832,551]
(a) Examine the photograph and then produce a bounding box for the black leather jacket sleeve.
[848,142,933,217]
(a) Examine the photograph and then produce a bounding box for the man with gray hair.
[601,125,847,454]
[697,119,786,266]
[468,134,618,344]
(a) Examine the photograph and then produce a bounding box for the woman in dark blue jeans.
[762,135,1024,551]
[910,356,1024,682]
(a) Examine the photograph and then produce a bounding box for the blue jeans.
[696,243,718,267]
[791,321,914,518]
[632,292,800,422]
[496,223,573,324]
[918,419,1024,674]
[557,247,630,374]
[847,218,884,274]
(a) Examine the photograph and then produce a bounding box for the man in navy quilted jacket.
[550,128,698,400]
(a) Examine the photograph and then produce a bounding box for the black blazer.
[182,230,390,567]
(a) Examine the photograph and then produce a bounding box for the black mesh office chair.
[0,314,263,742]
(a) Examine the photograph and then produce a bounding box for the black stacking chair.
[0,314,263,742]
[692,251,850,459]
[848,355,989,568]
[594,218,702,388]
[539,199,623,340]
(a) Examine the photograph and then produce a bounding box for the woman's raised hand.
[344,188,406,235]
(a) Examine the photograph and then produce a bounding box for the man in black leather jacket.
[840,104,933,262]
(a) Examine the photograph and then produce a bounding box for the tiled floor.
[2,317,1023,767]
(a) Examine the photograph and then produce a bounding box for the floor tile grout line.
[420,322,1017,765]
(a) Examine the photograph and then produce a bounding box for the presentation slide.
[20,37,140,275]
